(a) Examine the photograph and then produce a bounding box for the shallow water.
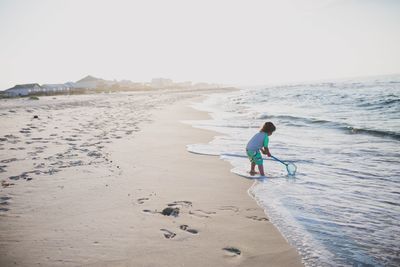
[187,76,400,266]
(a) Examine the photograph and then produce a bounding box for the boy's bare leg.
[250,162,256,175]
[257,164,265,176]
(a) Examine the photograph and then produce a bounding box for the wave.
[357,97,400,108]
[258,114,400,141]
[341,127,400,141]
[380,98,400,106]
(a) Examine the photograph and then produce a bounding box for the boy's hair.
[260,122,276,133]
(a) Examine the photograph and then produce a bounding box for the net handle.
[270,155,288,166]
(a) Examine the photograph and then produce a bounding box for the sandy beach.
[0,89,302,266]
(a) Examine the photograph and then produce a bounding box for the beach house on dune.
[4,83,42,97]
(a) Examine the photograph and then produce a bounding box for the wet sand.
[0,89,302,266]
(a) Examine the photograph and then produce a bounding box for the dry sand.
[0,89,302,266]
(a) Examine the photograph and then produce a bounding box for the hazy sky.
[0,0,399,89]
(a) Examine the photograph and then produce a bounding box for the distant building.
[41,83,71,92]
[73,75,118,89]
[4,83,42,97]
[74,75,103,89]
[64,82,76,88]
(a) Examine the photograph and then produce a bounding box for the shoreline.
[0,90,303,266]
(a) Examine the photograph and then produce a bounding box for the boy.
[246,122,276,176]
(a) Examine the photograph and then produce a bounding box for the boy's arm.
[261,147,271,157]
[262,134,271,156]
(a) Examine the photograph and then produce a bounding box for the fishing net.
[286,162,297,176]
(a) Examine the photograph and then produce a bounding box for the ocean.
[187,75,400,266]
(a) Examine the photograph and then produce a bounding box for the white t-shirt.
[246,132,269,151]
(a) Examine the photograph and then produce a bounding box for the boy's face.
[267,131,273,136]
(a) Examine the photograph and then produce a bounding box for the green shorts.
[246,150,263,165]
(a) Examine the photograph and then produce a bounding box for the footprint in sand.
[142,209,158,214]
[4,134,20,144]
[143,201,213,220]
[167,200,192,207]
[0,158,18,164]
[219,206,239,212]
[0,196,11,207]
[136,197,149,204]
[194,209,216,215]
[1,181,15,188]
[246,215,269,222]
[167,201,215,218]
[9,173,29,180]
[0,165,6,173]
[188,210,213,218]
[19,128,31,134]
[161,207,180,217]
[222,247,241,256]
[143,203,185,217]
[160,229,176,239]
[9,170,39,181]
[0,197,10,212]
[179,225,198,234]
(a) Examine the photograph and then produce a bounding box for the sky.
[0,0,399,89]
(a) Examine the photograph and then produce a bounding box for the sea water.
[187,75,400,266]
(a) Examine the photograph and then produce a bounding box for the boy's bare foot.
[249,170,258,176]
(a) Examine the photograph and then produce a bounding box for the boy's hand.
[262,147,271,157]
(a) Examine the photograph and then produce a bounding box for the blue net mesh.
[287,163,297,176]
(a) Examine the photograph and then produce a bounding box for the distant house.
[4,83,42,97]
[64,82,76,88]
[74,75,108,89]
[41,83,71,92]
